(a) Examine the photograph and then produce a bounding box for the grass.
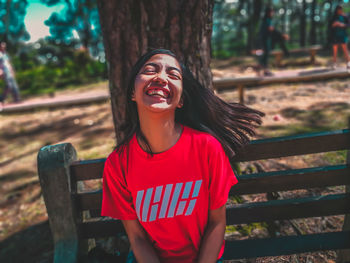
[322,150,347,165]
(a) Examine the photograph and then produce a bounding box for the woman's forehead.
[144,54,181,69]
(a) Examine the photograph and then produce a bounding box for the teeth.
[146,89,169,98]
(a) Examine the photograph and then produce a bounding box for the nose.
[153,70,167,85]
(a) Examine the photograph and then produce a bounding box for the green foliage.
[40,0,103,58]
[0,0,30,47]
[212,0,350,58]
[322,150,347,165]
[236,222,268,236]
[14,59,106,96]
[0,41,107,96]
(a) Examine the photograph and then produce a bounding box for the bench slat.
[79,219,125,239]
[223,230,350,259]
[75,190,102,211]
[231,165,350,195]
[75,165,349,211]
[68,130,350,181]
[77,193,350,226]
[227,193,350,225]
[232,129,350,162]
[70,159,105,181]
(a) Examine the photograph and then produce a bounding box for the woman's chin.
[145,102,176,113]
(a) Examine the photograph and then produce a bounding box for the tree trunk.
[325,0,334,48]
[299,0,306,47]
[97,0,214,142]
[309,0,317,45]
[246,0,262,54]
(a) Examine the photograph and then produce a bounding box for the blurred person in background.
[256,6,289,77]
[0,42,21,104]
[329,5,350,69]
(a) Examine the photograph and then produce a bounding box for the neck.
[138,111,182,153]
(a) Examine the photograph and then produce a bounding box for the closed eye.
[142,64,157,74]
[144,69,156,74]
[168,71,182,80]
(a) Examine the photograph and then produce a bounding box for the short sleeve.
[267,18,272,27]
[208,140,238,210]
[101,154,138,220]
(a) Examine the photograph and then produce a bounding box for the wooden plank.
[232,129,350,162]
[75,190,102,211]
[79,219,125,239]
[70,158,105,181]
[337,117,350,262]
[75,165,350,211]
[69,130,350,178]
[37,143,81,262]
[271,45,321,55]
[238,85,244,104]
[77,192,350,223]
[1,93,109,114]
[231,165,350,195]
[213,69,350,92]
[226,194,350,225]
[223,231,350,259]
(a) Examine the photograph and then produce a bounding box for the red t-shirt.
[101,125,238,263]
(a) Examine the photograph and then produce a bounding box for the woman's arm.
[122,219,161,263]
[198,205,226,263]
[332,21,346,27]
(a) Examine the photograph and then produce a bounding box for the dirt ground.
[1,56,350,262]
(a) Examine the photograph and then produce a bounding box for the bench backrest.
[38,128,350,261]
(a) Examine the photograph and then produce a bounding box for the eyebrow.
[143,62,182,74]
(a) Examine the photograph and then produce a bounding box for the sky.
[25,0,65,43]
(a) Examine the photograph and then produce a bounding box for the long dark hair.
[263,6,273,20]
[331,5,343,22]
[116,49,264,160]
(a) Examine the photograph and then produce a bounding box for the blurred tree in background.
[40,0,104,58]
[212,0,350,58]
[0,0,107,97]
[0,0,349,95]
[0,0,30,50]
[11,39,107,96]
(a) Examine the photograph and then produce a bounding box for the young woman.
[329,5,350,69]
[101,49,264,263]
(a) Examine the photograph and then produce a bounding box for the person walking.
[0,42,20,103]
[329,5,350,69]
[257,6,289,77]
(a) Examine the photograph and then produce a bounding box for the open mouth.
[145,86,170,99]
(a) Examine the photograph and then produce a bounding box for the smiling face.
[132,54,183,115]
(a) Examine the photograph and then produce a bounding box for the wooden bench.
[37,127,350,262]
[271,45,322,67]
[213,68,350,104]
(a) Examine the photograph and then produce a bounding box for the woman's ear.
[131,90,136,101]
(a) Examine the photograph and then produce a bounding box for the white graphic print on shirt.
[135,180,203,222]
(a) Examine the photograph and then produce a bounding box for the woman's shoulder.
[105,144,130,165]
[184,125,222,149]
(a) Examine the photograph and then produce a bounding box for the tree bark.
[97,0,214,142]
[299,0,307,47]
[309,0,317,45]
[325,0,334,48]
[246,0,262,55]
